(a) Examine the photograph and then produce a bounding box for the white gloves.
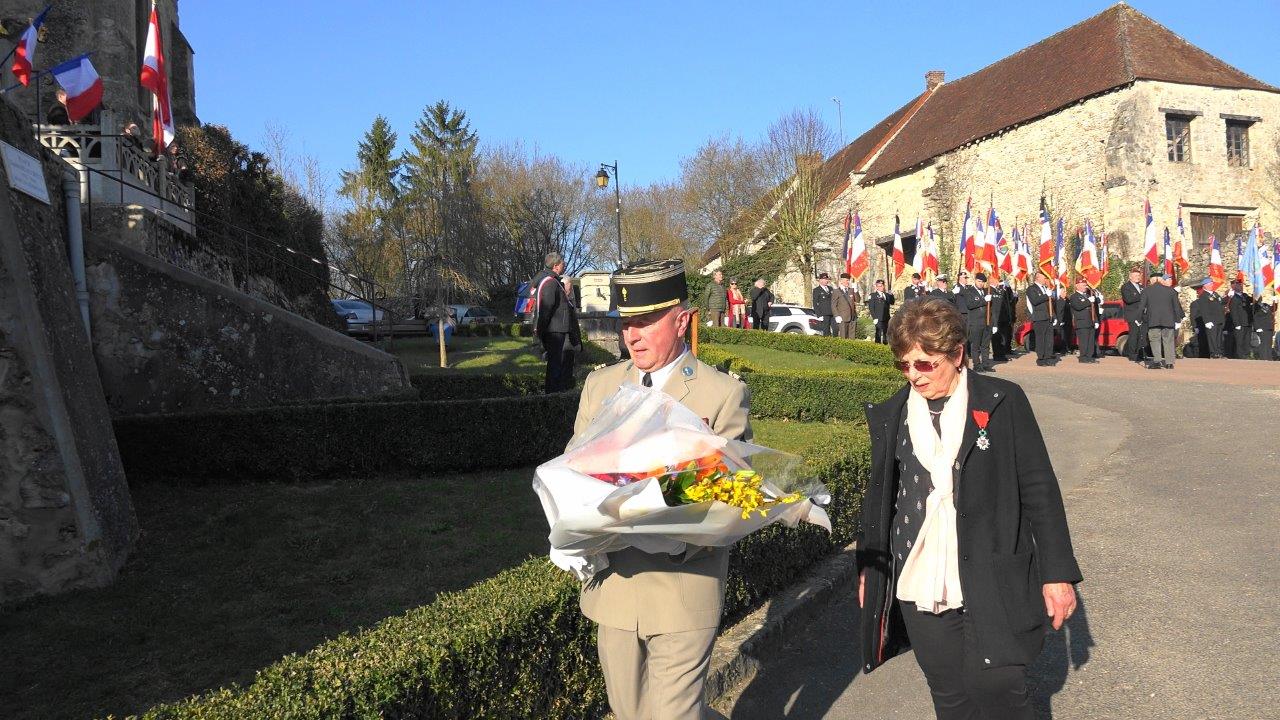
[1236,325,1242,330]
[984,294,992,301]
[835,316,843,324]
[1092,295,1101,303]
[991,326,998,333]
[1053,320,1060,326]
[1228,289,1235,297]
[1205,322,1214,329]
[953,287,961,294]
[1094,323,1100,329]
[706,320,714,327]
[873,319,880,325]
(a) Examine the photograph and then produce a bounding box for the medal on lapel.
[973,410,991,450]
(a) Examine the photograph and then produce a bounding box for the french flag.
[11,5,51,87]
[1208,235,1225,291]
[1038,198,1054,273]
[1143,198,1159,267]
[892,215,904,278]
[960,198,975,272]
[49,54,103,123]
[848,212,869,281]
[141,1,175,155]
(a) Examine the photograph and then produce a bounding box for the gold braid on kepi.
[612,259,688,316]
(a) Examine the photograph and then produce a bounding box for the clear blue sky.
[184,0,1278,194]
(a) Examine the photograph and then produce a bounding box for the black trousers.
[1033,320,1054,361]
[968,325,991,367]
[1252,330,1276,360]
[900,603,1034,720]
[541,332,575,393]
[874,318,889,344]
[751,311,767,331]
[818,315,834,336]
[1231,326,1251,358]
[1202,326,1224,356]
[994,322,1012,359]
[1125,319,1147,360]
[1075,326,1096,361]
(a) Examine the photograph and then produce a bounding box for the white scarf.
[896,369,969,614]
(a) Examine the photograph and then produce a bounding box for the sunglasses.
[893,358,947,374]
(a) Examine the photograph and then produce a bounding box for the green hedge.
[697,345,902,421]
[410,373,546,400]
[453,322,533,338]
[700,326,896,366]
[113,393,580,481]
[125,435,871,720]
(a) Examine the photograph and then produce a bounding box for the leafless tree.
[679,134,768,263]
[761,107,837,186]
[761,109,838,292]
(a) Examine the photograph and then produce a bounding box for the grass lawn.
[0,469,551,720]
[751,417,867,464]
[701,343,866,372]
[384,335,545,375]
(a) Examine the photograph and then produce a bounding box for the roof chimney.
[925,70,945,91]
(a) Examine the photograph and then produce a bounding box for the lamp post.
[596,161,623,267]
[831,97,843,145]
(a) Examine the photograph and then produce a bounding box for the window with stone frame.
[1165,114,1193,162]
[1226,120,1250,167]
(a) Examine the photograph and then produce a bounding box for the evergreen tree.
[334,116,403,295]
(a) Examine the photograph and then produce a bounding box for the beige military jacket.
[571,353,751,634]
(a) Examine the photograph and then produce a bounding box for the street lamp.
[597,161,623,267]
[831,97,844,145]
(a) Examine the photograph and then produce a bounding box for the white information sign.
[0,140,51,205]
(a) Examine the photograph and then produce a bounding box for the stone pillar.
[0,96,136,604]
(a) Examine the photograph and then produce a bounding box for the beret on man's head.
[974,272,987,282]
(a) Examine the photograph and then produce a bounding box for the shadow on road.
[1030,593,1096,719]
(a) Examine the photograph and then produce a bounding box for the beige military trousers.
[597,624,719,720]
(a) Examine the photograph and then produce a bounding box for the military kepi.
[613,258,688,316]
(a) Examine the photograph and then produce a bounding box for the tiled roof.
[854,3,1278,183]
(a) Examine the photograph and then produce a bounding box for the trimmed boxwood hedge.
[409,372,546,400]
[113,392,580,481]
[124,435,872,720]
[700,326,896,366]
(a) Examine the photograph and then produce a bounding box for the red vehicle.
[1014,300,1132,355]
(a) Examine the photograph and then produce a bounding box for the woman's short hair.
[888,298,967,359]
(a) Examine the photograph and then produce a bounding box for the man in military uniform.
[812,272,835,336]
[962,272,1002,372]
[572,259,751,720]
[833,272,860,339]
[1252,296,1276,361]
[1026,270,1061,366]
[1068,276,1102,363]
[1120,267,1147,362]
[866,279,894,344]
[1225,278,1254,359]
[926,275,954,305]
[1191,279,1226,358]
[903,272,928,303]
[993,277,1016,360]
[703,270,729,328]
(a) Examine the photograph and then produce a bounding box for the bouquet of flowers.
[533,383,831,580]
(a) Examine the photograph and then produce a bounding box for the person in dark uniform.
[1191,279,1226,358]
[927,275,954,305]
[962,272,1001,372]
[1252,297,1276,361]
[1137,271,1185,369]
[903,273,928,303]
[1025,270,1060,366]
[1068,276,1102,364]
[993,278,1016,360]
[750,278,774,331]
[1120,267,1147,362]
[1225,279,1253,359]
[812,272,835,336]
[533,252,581,392]
[952,271,971,355]
[867,279,894,344]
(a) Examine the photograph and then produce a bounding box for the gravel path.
[715,354,1280,719]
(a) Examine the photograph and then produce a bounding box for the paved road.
[716,353,1280,719]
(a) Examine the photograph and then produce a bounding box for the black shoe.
[1163,362,1174,369]
[1036,359,1048,366]
[1145,362,1162,369]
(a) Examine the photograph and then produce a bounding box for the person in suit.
[1225,279,1254,359]
[962,272,1001,372]
[1025,270,1060,366]
[1137,271,1185,369]
[812,272,835,336]
[833,272,860,339]
[534,252,581,392]
[1252,296,1276,361]
[1120,267,1147,362]
[904,273,929,303]
[867,279,895,344]
[749,277,774,331]
[572,259,751,720]
[994,279,1016,361]
[1068,277,1102,364]
[927,275,955,305]
[1191,280,1226,359]
[859,298,1081,720]
[703,270,729,328]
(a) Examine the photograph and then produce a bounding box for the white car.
[448,304,499,326]
[766,304,823,335]
[331,298,385,324]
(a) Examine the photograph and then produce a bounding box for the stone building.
[708,3,1279,304]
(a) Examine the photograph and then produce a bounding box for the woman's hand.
[1043,582,1077,630]
[858,569,866,608]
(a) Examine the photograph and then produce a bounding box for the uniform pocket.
[677,550,728,612]
[992,551,1043,632]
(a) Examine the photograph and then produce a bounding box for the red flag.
[141,1,176,156]
[892,215,905,278]
[10,6,49,87]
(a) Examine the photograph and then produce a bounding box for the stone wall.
[85,237,408,416]
[767,80,1280,302]
[0,97,136,605]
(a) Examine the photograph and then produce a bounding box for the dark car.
[1015,300,1132,354]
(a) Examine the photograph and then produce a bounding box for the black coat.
[750,286,774,317]
[1120,281,1145,323]
[903,284,928,303]
[1068,290,1101,326]
[1226,292,1253,329]
[962,286,1002,329]
[926,288,956,306]
[1253,302,1275,331]
[867,291,894,322]
[1137,282,1184,328]
[1191,293,1225,329]
[858,373,1082,674]
[812,284,834,316]
[1025,283,1057,322]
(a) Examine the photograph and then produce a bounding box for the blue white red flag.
[961,198,975,272]
[892,215,905,278]
[11,5,51,87]
[1038,198,1054,272]
[1208,235,1225,291]
[1143,198,1159,267]
[1163,227,1174,278]
[49,54,103,123]
[1174,207,1191,276]
[141,1,175,155]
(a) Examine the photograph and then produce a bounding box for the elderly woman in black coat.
[857,298,1082,719]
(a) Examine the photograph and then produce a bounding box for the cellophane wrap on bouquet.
[534,383,831,580]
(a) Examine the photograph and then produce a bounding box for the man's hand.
[1093,295,1101,303]
[835,316,843,324]
[858,569,866,608]
[1043,582,1077,630]
[1094,323,1100,329]
[991,326,998,334]
[984,294,992,301]
[1205,322,1214,329]
[873,319,879,325]
[1236,325,1242,330]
